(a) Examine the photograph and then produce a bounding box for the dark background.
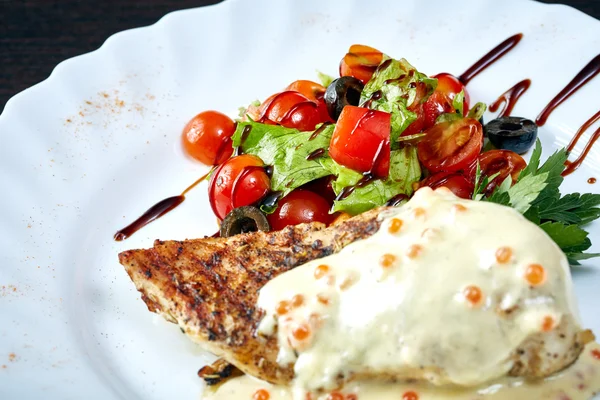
[0,0,599,113]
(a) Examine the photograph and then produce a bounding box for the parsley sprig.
[476,139,600,264]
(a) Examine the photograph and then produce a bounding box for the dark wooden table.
[1,0,598,114]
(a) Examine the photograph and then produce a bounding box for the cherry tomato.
[432,73,471,112]
[423,91,454,129]
[417,118,483,173]
[301,175,337,204]
[285,80,326,102]
[467,150,527,195]
[421,171,474,199]
[208,154,271,220]
[258,91,325,131]
[339,44,384,84]
[329,106,391,177]
[267,189,331,231]
[182,111,235,165]
[400,81,430,137]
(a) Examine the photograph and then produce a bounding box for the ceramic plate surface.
[1,0,599,399]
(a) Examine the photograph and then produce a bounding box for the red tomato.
[285,80,326,102]
[421,171,474,199]
[339,44,384,84]
[329,106,391,177]
[423,91,454,129]
[301,175,337,204]
[182,111,235,165]
[432,73,471,112]
[267,189,331,231]
[258,91,325,131]
[208,154,271,220]
[417,118,483,173]
[467,150,527,194]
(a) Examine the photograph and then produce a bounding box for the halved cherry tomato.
[208,154,270,220]
[400,81,430,136]
[267,189,331,231]
[339,44,384,84]
[417,118,483,173]
[182,111,235,165]
[432,73,471,112]
[301,175,336,204]
[329,106,391,177]
[258,91,326,131]
[421,171,474,199]
[423,91,454,129]
[466,150,527,195]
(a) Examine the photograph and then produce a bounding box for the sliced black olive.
[324,76,364,120]
[220,206,270,237]
[484,116,537,154]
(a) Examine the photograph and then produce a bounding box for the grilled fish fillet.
[119,208,383,384]
[119,208,590,385]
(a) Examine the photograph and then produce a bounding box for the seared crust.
[119,208,382,384]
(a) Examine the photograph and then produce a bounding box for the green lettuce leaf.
[317,71,334,88]
[232,121,334,197]
[360,58,437,145]
[328,146,421,215]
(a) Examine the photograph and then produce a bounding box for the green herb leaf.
[506,172,548,214]
[317,71,334,88]
[329,146,421,215]
[453,90,465,116]
[540,222,592,255]
[360,58,436,145]
[232,121,334,197]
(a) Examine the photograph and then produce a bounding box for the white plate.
[1,0,599,399]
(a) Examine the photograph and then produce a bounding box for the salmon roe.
[252,388,270,400]
[380,253,397,268]
[314,264,330,279]
[413,207,426,218]
[276,300,291,315]
[317,293,330,305]
[388,218,403,234]
[524,263,546,286]
[339,275,356,290]
[402,391,419,400]
[591,349,600,360]
[453,204,467,212]
[292,323,311,341]
[291,294,305,307]
[463,285,483,306]
[406,244,423,259]
[495,247,513,264]
[326,392,344,400]
[346,395,358,400]
[541,316,555,332]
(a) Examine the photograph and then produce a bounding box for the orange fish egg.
[314,264,330,279]
[413,207,426,218]
[388,218,403,234]
[402,391,419,400]
[463,285,483,306]
[591,349,600,360]
[292,323,311,341]
[453,204,468,212]
[276,300,291,315]
[541,316,555,332]
[291,294,305,308]
[524,263,546,286]
[253,388,270,400]
[380,253,397,268]
[339,275,356,291]
[495,247,512,264]
[406,244,423,259]
[326,392,344,400]
[316,293,330,305]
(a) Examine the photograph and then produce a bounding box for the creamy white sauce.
[255,187,582,397]
[203,342,600,400]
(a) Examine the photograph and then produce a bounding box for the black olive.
[484,116,538,154]
[220,206,270,237]
[324,77,364,120]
